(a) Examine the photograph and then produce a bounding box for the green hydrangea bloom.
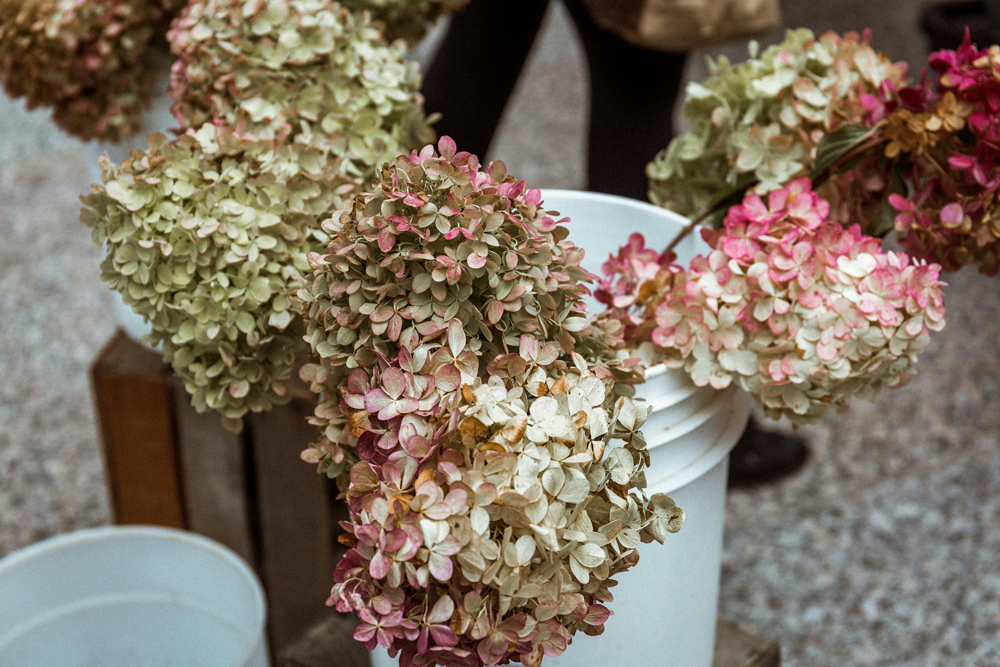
[168,0,435,179]
[81,124,356,429]
[647,29,906,217]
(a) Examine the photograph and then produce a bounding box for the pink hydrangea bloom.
[302,138,683,666]
[652,179,946,424]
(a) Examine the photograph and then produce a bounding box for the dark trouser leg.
[561,0,687,201]
[421,0,552,161]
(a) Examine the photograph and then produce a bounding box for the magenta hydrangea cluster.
[885,33,1000,275]
[650,179,946,424]
[298,138,682,665]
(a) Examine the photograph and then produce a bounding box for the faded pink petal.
[428,552,453,582]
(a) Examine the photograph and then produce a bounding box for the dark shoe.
[727,417,809,488]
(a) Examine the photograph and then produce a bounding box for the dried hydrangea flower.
[168,0,434,182]
[647,29,906,222]
[298,136,616,483]
[80,124,357,429]
[340,0,469,43]
[591,233,683,359]
[298,137,682,665]
[0,0,165,141]
[328,364,682,666]
[301,136,678,664]
[884,34,1000,275]
[649,179,946,424]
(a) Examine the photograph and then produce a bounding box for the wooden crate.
[280,614,780,667]
[90,330,343,656]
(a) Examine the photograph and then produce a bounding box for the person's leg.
[560,0,687,201]
[421,0,552,160]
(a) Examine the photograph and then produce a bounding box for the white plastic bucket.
[369,191,750,667]
[0,526,269,667]
[535,190,748,667]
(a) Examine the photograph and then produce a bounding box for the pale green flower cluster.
[340,0,469,43]
[647,29,906,216]
[168,0,435,180]
[81,124,356,429]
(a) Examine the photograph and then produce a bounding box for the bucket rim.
[645,384,737,448]
[0,525,267,667]
[539,188,691,227]
[648,389,751,494]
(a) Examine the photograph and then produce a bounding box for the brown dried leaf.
[348,410,371,436]
[500,415,528,443]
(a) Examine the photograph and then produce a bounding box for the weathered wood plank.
[171,376,256,566]
[280,612,371,667]
[249,396,337,653]
[90,330,185,527]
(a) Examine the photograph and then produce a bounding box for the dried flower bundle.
[648,28,1000,277]
[80,124,357,429]
[340,0,470,43]
[0,0,165,141]
[647,29,906,221]
[885,34,1000,274]
[299,137,613,482]
[300,138,682,665]
[168,0,434,181]
[602,180,946,425]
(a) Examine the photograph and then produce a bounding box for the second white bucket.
[0,526,269,667]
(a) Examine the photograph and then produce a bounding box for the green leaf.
[811,124,876,180]
[869,168,907,238]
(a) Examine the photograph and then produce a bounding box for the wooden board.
[90,330,185,527]
[91,331,352,658]
[171,377,256,566]
[249,396,338,653]
[279,615,780,667]
[281,612,370,667]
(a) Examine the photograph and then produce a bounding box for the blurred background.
[2,0,999,664]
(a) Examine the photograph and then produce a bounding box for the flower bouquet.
[648,28,1000,276]
[299,138,687,666]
